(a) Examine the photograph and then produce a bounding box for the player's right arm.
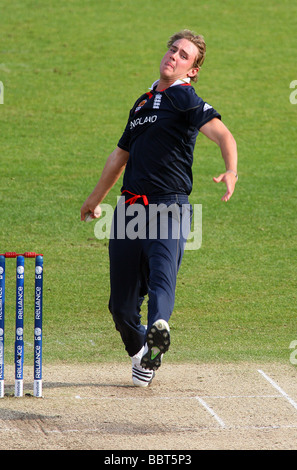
[80,146,129,221]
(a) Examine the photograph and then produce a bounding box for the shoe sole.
[141,320,170,371]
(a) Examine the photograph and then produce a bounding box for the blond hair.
[167,29,206,82]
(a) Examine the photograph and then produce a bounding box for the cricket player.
[81,30,238,387]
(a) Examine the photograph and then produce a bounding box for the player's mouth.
[165,62,175,70]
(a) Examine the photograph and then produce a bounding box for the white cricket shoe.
[131,346,155,387]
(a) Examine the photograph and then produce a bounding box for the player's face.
[159,38,199,83]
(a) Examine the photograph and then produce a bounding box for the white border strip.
[258,369,297,411]
[195,397,226,428]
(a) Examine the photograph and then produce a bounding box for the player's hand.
[213,171,237,202]
[80,201,102,221]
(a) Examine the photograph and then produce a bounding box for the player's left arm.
[200,118,238,202]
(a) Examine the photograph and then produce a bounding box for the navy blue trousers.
[108,194,192,357]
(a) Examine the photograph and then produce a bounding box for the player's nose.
[170,50,178,60]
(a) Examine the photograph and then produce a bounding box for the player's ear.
[187,67,199,79]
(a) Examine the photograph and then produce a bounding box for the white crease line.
[258,369,297,412]
[195,397,226,428]
[201,395,280,399]
[73,394,280,401]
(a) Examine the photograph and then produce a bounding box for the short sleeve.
[189,100,221,130]
[117,94,149,151]
[117,119,131,151]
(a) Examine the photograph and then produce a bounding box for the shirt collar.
[149,77,191,90]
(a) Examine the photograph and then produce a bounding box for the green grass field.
[1,0,296,367]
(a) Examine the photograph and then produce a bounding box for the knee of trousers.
[109,300,144,345]
[109,300,134,329]
[108,300,121,324]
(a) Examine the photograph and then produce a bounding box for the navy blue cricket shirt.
[118,83,221,196]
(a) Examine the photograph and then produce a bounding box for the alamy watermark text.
[289,80,297,104]
[93,197,202,250]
